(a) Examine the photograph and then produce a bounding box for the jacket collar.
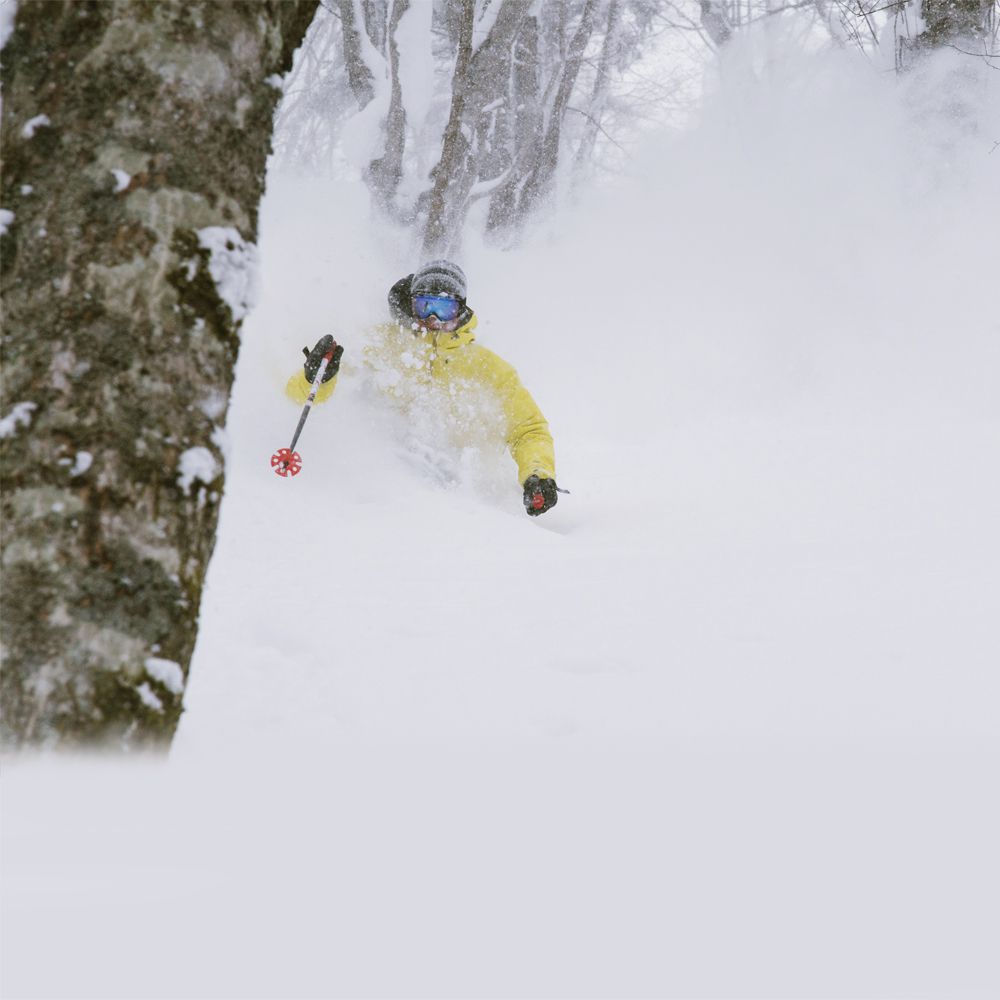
[413,312,477,351]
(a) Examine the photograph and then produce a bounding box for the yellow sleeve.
[475,347,556,485]
[285,371,338,405]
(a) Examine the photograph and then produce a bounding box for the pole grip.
[304,354,331,404]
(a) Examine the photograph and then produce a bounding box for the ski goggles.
[412,294,461,322]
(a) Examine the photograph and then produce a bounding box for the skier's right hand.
[302,335,344,384]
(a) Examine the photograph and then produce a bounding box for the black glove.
[523,475,559,516]
[302,335,344,383]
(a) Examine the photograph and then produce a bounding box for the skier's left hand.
[302,335,344,384]
[523,475,559,516]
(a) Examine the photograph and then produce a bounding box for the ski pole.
[270,345,336,478]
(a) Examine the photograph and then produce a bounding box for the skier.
[287,260,561,516]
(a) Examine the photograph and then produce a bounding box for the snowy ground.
[4,46,999,999]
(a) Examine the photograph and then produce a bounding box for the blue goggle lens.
[412,294,461,321]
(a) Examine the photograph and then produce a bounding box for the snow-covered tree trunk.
[366,0,410,215]
[421,1,475,256]
[418,0,534,248]
[515,0,599,221]
[573,0,623,169]
[700,0,733,48]
[337,0,377,109]
[486,12,541,233]
[0,0,317,750]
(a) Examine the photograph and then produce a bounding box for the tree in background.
[0,0,317,749]
[695,0,999,69]
[274,0,662,254]
[894,0,997,68]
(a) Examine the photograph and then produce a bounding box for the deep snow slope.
[4,46,999,999]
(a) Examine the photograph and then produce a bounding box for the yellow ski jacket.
[286,313,555,485]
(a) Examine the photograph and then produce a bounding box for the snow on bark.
[136,682,164,713]
[196,227,260,323]
[68,451,93,478]
[472,0,506,53]
[144,657,185,695]
[20,113,50,138]
[337,0,380,110]
[0,401,37,438]
[0,1,17,49]
[176,446,220,497]
[365,0,411,215]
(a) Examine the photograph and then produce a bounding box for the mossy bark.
[0,0,317,749]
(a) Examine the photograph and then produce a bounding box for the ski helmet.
[410,259,467,301]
